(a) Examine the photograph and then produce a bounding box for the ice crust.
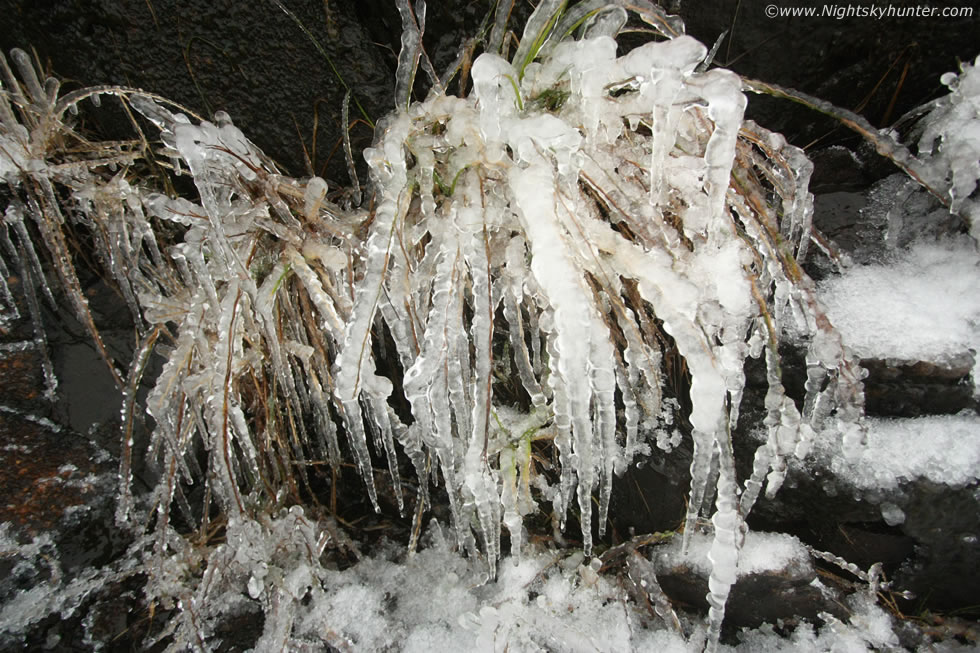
[334,27,841,649]
[0,12,860,651]
[333,19,866,648]
[265,523,903,652]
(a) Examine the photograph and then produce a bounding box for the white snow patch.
[730,595,899,652]
[299,531,672,652]
[819,239,980,367]
[656,531,809,578]
[822,413,980,490]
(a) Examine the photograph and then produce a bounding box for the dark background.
[0,0,976,188]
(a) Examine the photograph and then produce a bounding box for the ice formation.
[915,55,980,240]
[4,0,977,650]
[331,5,864,647]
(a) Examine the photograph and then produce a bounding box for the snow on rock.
[818,238,980,378]
[731,594,900,652]
[655,531,810,580]
[820,413,980,491]
[290,525,911,653]
[298,528,690,652]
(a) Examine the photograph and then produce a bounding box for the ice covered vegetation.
[1,0,978,650]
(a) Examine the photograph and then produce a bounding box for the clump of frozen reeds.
[11,1,971,649]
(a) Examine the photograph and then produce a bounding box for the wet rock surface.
[681,3,978,153]
[0,275,135,650]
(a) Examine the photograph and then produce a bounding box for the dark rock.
[809,146,876,194]
[748,456,980,621]
[862,354,978,417]
[609,450,691,537]
[812,190,878,262]
[810,174,969,279]
[0,0,395,184]
[896,482,980,613]
[0,408,112,536]
[0,343,49,410]
[652,533,849,632]
[682,3,978,158]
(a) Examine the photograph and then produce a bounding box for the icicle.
[627,550,683,634]
[203,279,246,516]
[284,247,345,336]
[254,262,306,442]
[616,303,664,438]
[511,0,565,79]
[526,295,544,378]
[704,438,741,653]
[488,0,515,56]
[402,239,466,543]
[1,216,55,401]
[306,364,341,467]
[6,204,56,308]
[335,112,411,404]
[340,394,382,512]
[501,273,546,406]
[415,145,437,221]
[0,246,19,325]
[544,326,574,530]
[682,429,714,553]
[462,225,501,572]
[116,327,161,527]
[10,48,45,106]
[592,341,617,537]
[738,442,772,518]
[403,239,458,454]
[367,387,405,514]
[509,160,600,551]
[394,0,423,109]
[447,270,474,446]
[43,76,59,106]
[646,59,685,216]
[539,0,608,60]
[698,69,747,236]
[615,361,640,462]
[499,441,525,562]
[583,5,628,40]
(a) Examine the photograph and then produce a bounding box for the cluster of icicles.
[0,1,867,649]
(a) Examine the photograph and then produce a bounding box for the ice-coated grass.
[1,0,978,650]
